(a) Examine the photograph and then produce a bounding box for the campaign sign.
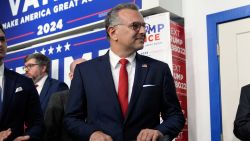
[4,28,110,86]
[171,21,188,141]
[0,0,142,47]
[138,12,172,71]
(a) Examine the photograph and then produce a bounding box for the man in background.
[64,3,185,141]
[234,84,250,140]
[43,58,86,141]
[0,24,44,141]
[24,53,69,113]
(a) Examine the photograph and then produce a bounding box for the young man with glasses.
[0,24,44,141]
[24,53,69,114]
[64,3,185,141]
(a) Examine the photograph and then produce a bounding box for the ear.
[108,27,118,41]
[41,65,47,73]
[68,72,73,80]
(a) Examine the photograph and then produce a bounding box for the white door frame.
[207,5,250,141]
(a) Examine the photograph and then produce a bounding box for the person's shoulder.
[48,77,68,88]
[76,55,107,70]
[5,68,32,82]
[242,84,250,90]
[49,77,66,84]
[81,55,105,65]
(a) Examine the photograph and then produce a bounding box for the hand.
[14,135,30,141]
[137,129,163,141]
[89,131,113,141]
[0,128,11,141]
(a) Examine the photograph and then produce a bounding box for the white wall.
[183,1,250,141]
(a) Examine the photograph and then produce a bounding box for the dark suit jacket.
[43,90,75,141]
[0,68,44,141]
[64,53,185,141]
[40,77,69,113]
[234,84,250,140]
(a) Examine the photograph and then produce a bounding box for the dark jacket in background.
[40,77,69,113]
[43,90,75,141]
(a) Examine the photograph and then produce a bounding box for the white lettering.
[82,52,92,60]
[53,0,78,13]
[64,56,74,86]
[173,64,181,72]
[171,28,180,37]
[82,0,92,4]
[173,73,183,80]
[51,59,59,79]
[99,49,109,56]
[23,0,40,13]
[20,8,51,24]
[2,19,19,29]
[171,44,185,55]
[175,81,187,90]
[9,0,21,16]
[43,0,49,5]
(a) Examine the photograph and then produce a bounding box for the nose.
[138,27,146,39]
[138,26,146,34]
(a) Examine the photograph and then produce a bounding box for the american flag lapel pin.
[142,64,148,68]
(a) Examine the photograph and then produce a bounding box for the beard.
[33,74,44,84]
[26,73,44,84]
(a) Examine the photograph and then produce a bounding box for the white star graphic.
[34,50,39,54]
[48,46,54,54]
[56,44,62,53]
[64,42,71,51]
[40,48,46,55]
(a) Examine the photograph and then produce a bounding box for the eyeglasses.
[23,64,39,71]
[114,22,150,32]
[0,36,6,42]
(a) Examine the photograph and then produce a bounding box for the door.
[218,17,250,141]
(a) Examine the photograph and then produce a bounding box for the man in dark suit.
[43,58,86,141]
[234,84,250,140]
[23,53,69,113]
[0,24,44,141]
[64,3,185,141]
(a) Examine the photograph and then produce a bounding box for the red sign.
[171,21,188,141]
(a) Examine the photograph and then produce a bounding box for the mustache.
[135,34,146,39]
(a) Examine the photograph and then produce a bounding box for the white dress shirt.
[35,74,48,95]
[0,64,4,102]
[109,50,136,102]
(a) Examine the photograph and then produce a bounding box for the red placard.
[171,21,188,141]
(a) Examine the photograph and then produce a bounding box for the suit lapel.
[1,69,17,120]
[97,52,123,120]
[40,77,50,105]
[125,54,148,122]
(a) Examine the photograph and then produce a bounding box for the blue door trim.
[207,5,250,141]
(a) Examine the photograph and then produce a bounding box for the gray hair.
[104,3,139,39]
[24,53,50,74]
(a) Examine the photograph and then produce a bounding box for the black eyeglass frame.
[111,22,150,32]
[23,64,39,71]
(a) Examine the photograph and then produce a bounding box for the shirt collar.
[0,63,4,77]
[35,74,48,88]
[109,49,136,69]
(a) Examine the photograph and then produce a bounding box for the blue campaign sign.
[4,29,110,86]
[0,0,142,47]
